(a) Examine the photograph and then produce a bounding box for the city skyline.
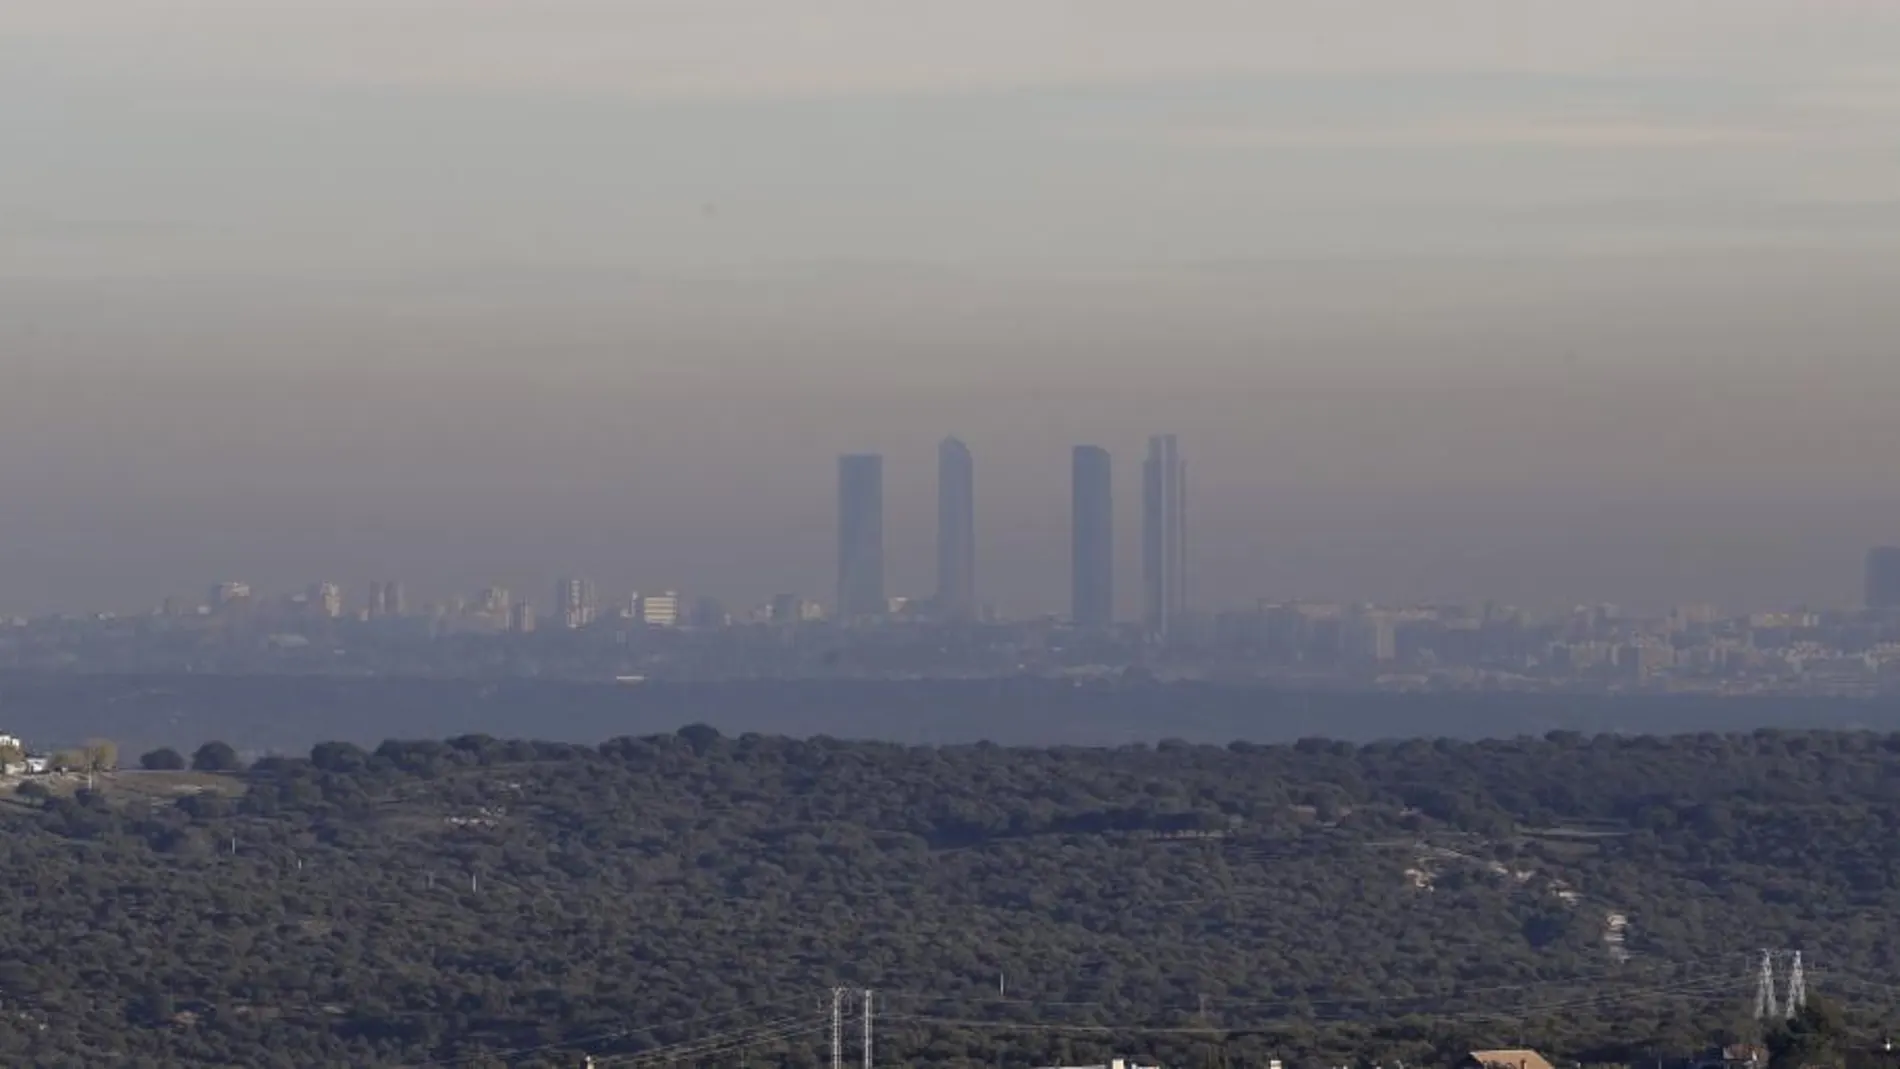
[11,436,1900,623]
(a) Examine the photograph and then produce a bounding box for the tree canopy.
[4,727,1900,1067]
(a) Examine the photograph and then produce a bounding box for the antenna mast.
[862,989,874,1069]
[1786,952,1807,1018]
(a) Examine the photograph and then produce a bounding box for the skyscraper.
[837,454,885,619]
[555,577,596,629]
[310,582,343,620]
[1142,434,1187,639]
[936,437,976,620]
[1867,546,1900,610]
[1071,445,1114,629]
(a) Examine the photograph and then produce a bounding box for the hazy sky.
[4,2,1900,615]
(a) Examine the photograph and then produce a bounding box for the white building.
[638,591,681,628]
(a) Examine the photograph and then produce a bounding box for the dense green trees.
[189,739,242,772]
[4,728,1900,1066]
[139,747,186,771]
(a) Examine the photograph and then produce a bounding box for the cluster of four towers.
[837,435,1188,636]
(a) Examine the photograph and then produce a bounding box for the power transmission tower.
[862,989,873,1069]
[828,994,843,1069]
[1755,949,1779,1021]
[1786,951,1807,1018]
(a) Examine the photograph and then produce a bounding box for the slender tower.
[936,437,976,620]
[837,455,886,620]
[1142,434,1187,639]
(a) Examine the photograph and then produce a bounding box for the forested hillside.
[5,728,1900,1067]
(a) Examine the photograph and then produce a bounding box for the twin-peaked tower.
[1142,433,1188,639]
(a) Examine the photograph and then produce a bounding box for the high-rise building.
[1142,434,1187,639]
[690,596,727,629]
[936,436,976,620]
[1868,546,1900,610]
[1071,445,1114,629]
[837,454,885,619]
[367,580,406,619]
[555,577,596,629]
[309,582,343,620]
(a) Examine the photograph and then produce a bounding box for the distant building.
[508,601,536,634]
[208,582,252,609]
[1868,546,1900,609]
[1344,607,1397,664]
[555,577,597,629]
[1071,445,1114,629]
[639,590,682,628]
[768,594,805,625]
[367,581,406,619]
[690,596,727,628]
[1141,434,1187,639]
[837,454,885,620]
[309,582,343,620]
[936,436,976,620]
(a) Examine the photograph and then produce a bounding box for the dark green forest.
[6,728,1900,1068]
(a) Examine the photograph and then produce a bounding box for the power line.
[874,954,1745,1020]
[875,972,1752,1038]
[398,995,816,1068]
[593,1018,827,1068]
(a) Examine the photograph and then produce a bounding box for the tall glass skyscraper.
[1071,445,1114,629]
[936,437,976,620]
[836,454,885,619]
[1142,434,1186,639]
